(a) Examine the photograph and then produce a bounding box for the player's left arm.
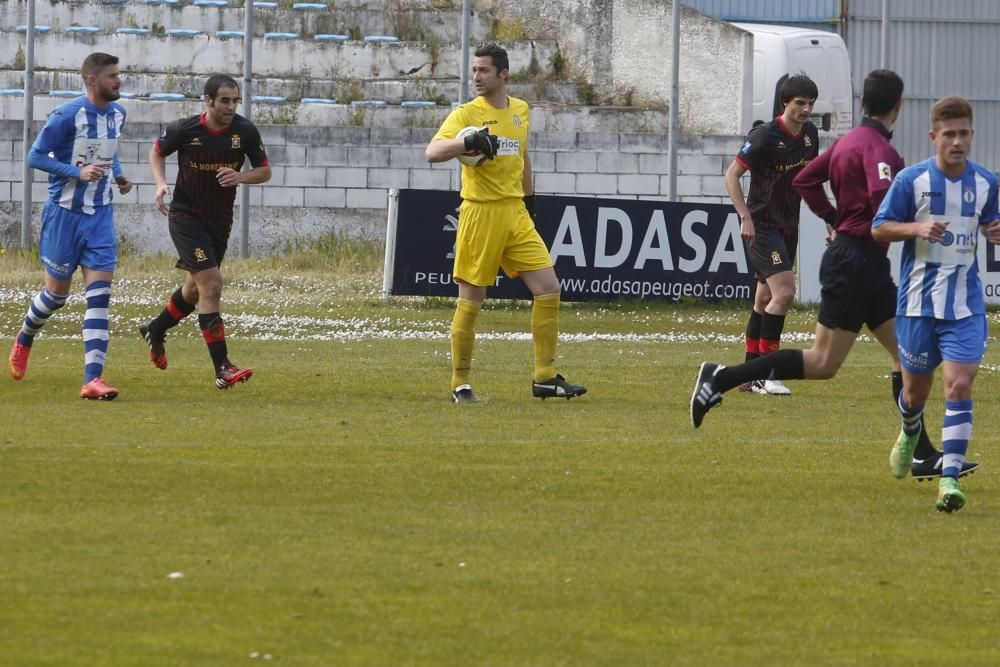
[217,126,272,187]
[978,177,1000,243]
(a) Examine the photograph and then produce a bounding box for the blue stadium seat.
[401,101,437,108]
[16,25,52,33]
[150,93,187,101]
[216,30,245,39]
[264,32,300,40]
[300,97,337,104]
[50,90,85,98]
[351,100,387,107]
[116,27,152,35]
[66,26,102,34]
[146,0,181,5]
[253,1,279,6]
[193,0,229,6]
[314,34,348,42]
[0,89,25,97]
[166,28,203,37]
[119,92,138,99]
[252,95,287,103]
[292,2,327,9]
[363,35,399,43]
[99,0,129,4]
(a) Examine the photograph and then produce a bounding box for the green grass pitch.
[2,252,999,665]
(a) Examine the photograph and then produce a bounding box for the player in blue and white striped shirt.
[7,52,132,400]
[873,96,1000,512]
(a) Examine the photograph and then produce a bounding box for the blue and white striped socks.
[83,280,112,383]
[898,394,924,437]
[17,288,69,346]
[942,399,973,479]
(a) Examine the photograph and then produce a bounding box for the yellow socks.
[531,292,560,382]
[450,298,481,389]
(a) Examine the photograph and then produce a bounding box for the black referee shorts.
[748,227,798,282]
[817,234,897,333]
[169,213,232,272]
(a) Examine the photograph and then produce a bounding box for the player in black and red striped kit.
[724,75,820,397]
[141,74,271,389]
[689,69,980,478]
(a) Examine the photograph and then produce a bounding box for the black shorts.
[749,227,797,282]
[817,234,897,333]
[169,213,232,272]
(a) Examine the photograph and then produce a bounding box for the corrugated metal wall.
[682,0,1000,168]
[846,0,1000,168]
[681,0,842,31]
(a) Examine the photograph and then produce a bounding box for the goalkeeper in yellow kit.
[425,43,587,403]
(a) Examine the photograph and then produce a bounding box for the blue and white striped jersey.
[873,157,1000,320]
[27,97,126,215]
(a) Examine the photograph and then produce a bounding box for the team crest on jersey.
[188,137,202,147]
[804,136,812,147]
[513,116,522,126]
[963,187,976,204]
[776,141,786,149]
[194,247,208,263]
[771,251,783,265]
[231,134,241,149]
[877,162,892,181]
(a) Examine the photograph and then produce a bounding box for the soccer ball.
[456,125,488,166]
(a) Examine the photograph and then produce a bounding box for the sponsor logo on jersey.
[188,137,202,146]
[963,187,975,204]
[513,116,522,126]
[496,136,520,157]
[740,141,751,154]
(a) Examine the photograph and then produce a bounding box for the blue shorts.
[895,314,988,374]
[38,201,117,279]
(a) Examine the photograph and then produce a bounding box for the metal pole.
[382,188,400,300]
[20,0,36,249]
[459,0,471,103]
[667,0,680,201]
[239,4,253,258]
[879,0,888,68]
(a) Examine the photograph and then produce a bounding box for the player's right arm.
[872,172,947,242]
[27,108,104,182]
[724,159,755,244]
[149,122,181,215]
[426,107,470,163]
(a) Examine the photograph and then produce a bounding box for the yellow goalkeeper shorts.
[453,198,554,287]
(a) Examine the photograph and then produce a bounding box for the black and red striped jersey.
[154,113,268,226]
[734,116,819,232]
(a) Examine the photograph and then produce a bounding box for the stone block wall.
[0,118,750,254]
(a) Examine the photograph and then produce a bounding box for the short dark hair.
[862,69,904,117]
[779,74,818,105]
[81,52,118,79]
[474,43,509,74]
[205,74,240,99]
[931,96,973,126]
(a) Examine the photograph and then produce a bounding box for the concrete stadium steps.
[0,31,562,81]
[0,96,668,134]
[0,69,583,106]
[3,2,491,44]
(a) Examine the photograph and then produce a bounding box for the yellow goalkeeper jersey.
[433,95,530,203]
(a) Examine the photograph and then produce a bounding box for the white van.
[732,22,853,136]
